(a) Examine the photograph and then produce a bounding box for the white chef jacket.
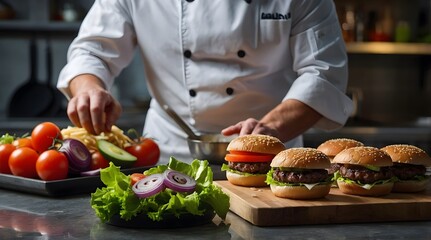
[58,0,353,164]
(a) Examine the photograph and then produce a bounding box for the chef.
[57,0,353,164]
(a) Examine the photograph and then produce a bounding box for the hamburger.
[317,138,364,175]
[332,146,395,196]
[381,144,431,193]
[222,134,285,187]
[266,148,332,199]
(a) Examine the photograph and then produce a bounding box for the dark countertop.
[1,187,431,239]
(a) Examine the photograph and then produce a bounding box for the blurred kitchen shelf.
[346,42,431,55]
[0,20,81,33]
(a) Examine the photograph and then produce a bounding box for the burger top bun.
[317,138,364,158]
[332,146,393,167]
[381,144,431,167]
[270,148,331,169]
[226,134,285,155]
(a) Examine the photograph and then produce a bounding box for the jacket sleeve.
[285,0,353,131]
[57,0,136,98]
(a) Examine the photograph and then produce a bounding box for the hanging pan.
[8,38,57,117]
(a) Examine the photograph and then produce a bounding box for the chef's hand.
[221,118,281,139]
[67,74,122,135]
[221,99,322,143]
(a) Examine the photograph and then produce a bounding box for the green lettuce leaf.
[336,175,397,190]
[91,157,230,223]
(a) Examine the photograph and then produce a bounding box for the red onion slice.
[163,170,196,193]
[59,138,91,174]
[132,173,165,198]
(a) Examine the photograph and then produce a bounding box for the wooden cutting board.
[214,181,431,226]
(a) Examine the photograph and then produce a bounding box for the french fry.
[60,125,133,152]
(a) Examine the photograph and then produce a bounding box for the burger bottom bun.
[226,171,267,187]
[392,178,430,193]
[337,180,394,197]
[270,183,331,200]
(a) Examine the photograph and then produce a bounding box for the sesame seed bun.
[226,134,285,155]
[317,138,364,159]
[268,148,332,199]
[337,181,394,197]
[390,179,429,193]
[332,146,393,167]
[225,134,285,187]
[270,184,331,200]
[225,171,268,187]
[270,148,331,169]
[333,147,394,196]
[381,144,431,193]
[381,144,431,166]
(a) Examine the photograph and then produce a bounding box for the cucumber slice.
[97,140,137,168]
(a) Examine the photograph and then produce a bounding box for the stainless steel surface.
[161,105,235,164]
[187,134,236,165]
[1,187,431,239]
[162,104,199,139]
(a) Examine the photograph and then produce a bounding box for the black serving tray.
[0,167,150,197]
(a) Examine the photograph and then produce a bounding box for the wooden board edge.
[215,181,431,226]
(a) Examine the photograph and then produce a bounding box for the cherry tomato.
[130,173,146,186]
[31,122,62,153]
[125,138,160,167]
[36,150,69,181]
[0,144,16,174]
[9,147,39,178]
[13,137,33,149]
[90,151,110,170]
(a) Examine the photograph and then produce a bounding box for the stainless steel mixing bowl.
[187,134,236,165]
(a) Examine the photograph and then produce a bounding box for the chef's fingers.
[75,93,98,135]
[88,89,116,135]
[221,120,247,135]
[221,124,241,136]
[251,122,280,140]
[239,118,259,135]
[66,96,82,129]
[221,118,260,136]
[103,97,122,132]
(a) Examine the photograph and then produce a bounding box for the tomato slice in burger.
[225,151,274,163]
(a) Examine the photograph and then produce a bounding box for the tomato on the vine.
[0,144,16,174]
[130,173,146,185]
[31,122,62,153]
[125,137,160,167]
[36,150,69,181]
[90,151,110,170]
[13,138,33,149]
[9,147,39,178]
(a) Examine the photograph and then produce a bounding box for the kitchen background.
[0,0,430,150]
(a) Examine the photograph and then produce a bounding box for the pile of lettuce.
[90,157,230,222]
